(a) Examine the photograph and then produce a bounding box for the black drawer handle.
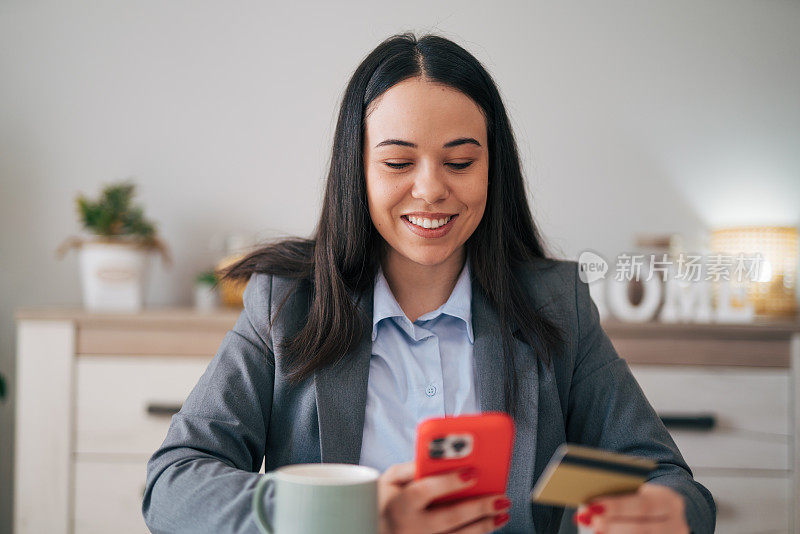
[146,402,182,417]
[659,413,716,431]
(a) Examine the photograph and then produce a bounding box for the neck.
[381,247,467,322]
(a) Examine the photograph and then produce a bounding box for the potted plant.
[56,180,171,311]
[194,269,219,311]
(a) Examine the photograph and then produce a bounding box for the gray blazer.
[142,257,715,533]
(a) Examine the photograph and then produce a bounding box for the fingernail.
[458,467,476,481]
[493,512,510,526]
[588,503,605,515]
[577,511,592,526]
[493,497,511,510]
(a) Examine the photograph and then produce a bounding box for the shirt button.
[425,384,437,397]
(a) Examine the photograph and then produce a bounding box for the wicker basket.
[215,254,248,308]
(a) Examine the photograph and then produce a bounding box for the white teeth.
[406,215,452,229]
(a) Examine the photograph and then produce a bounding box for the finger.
[381,462,416,485]
[591,511,689,534]
[595,520,665,534]
[404,467,478,508]
[589,489,672,521]
[445,511,511,534]
[573,503,609,528]
[424,494,511,533]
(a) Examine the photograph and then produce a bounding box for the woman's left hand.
[573,483,689,533]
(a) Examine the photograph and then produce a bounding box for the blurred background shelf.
[13,308,800,533]
[604,318,800,368]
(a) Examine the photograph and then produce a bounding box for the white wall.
[1,1,798,532]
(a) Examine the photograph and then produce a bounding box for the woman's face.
[363,77,489,269]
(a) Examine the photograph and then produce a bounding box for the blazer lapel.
[472,279,542,533]
[314,287,374,465]
[470,282,506,413]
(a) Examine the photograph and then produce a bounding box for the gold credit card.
[530,444,656,507]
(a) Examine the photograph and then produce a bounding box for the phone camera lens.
[452,440,467,451]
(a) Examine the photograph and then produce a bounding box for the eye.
[446,161,474,170]
[383,161,412,169]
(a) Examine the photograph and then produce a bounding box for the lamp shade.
[710,226,798,316]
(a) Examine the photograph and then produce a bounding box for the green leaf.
[74,180,158,239]
[195,270,218,285]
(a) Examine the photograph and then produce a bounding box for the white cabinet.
[629,365,793,533]
[73,459,154,534]
[696,474,791,534]
[75,356,211,455]
[14,308,240,534]
[72,356,211,533]
[629,366,791,471]
[604,319,800,534]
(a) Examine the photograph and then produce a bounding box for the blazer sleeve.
[564,264,716,534]
[142,272,275,534]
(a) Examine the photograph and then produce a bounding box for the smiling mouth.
[401,214,456,229]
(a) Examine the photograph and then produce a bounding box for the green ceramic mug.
[252,463,380,534]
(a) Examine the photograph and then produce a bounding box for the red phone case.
[414,412,515,505]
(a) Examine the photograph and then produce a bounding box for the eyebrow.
[374,137,482,149]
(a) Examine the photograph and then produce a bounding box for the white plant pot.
[194,283,219,311]
[78,241,151,312]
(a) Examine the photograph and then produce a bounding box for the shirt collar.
[371,258,474,343]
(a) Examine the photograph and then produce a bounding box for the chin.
[400,247,457,267]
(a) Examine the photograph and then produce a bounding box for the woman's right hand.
[378,461,511,534]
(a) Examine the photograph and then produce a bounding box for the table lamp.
[710,226,798,317]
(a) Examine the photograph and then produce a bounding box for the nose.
[410,161,449,204]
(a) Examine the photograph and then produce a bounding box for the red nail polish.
[577,511,592,526]
[493,497,511,510]
[458,468,476,481]
[589,503,605,515]
[493,512,510,526]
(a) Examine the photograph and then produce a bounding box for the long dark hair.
[219,32,563,421]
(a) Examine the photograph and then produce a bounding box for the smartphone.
[414,412,515,506]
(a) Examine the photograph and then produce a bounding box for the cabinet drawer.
[75,355,211,454]
[694,472,791,534]
[628,365,790,471]
[73,459,150,534]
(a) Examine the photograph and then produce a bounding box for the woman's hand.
[378,461,511,534]
[573,483,689,533]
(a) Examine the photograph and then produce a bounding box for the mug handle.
[252,472,277,534]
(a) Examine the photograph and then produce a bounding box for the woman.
[143,33,715,533]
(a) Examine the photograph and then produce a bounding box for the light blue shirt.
[358,258,482,473]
